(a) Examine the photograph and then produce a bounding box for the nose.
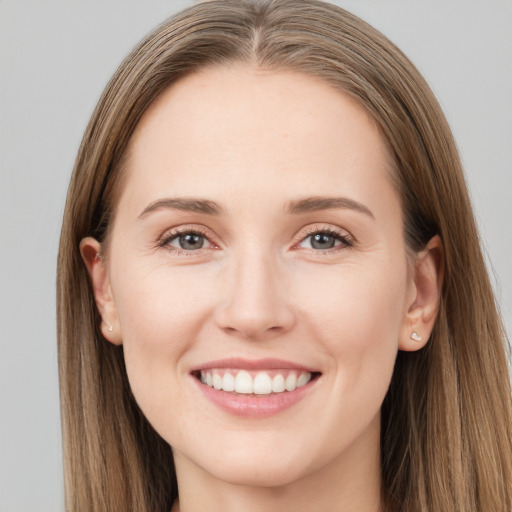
[214,249,296,341]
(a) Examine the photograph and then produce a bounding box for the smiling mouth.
[192,369,321,395]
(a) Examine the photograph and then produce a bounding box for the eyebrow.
[138,195,374,220]
[138,197,223,219]
[286,196,374,218]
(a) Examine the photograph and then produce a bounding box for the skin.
[82,65,442,512]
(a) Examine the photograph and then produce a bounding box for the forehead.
[118,65,397,218]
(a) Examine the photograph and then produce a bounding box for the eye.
[157,227,217,253]
[305,232,339,250]
[169,232,206,251]
[297,228,353,252]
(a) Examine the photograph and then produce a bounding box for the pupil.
[311,233,335,249]
[179,233,204,250]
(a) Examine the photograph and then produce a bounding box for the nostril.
[219,320,293,341]
[213,281,297,340]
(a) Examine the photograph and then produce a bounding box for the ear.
[399,235,444,351]
[80,237,122,345]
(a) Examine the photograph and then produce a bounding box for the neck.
[172,415,383,512]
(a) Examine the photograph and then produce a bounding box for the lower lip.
[193,376,318,418]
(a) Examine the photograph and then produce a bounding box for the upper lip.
[189,357,319,373]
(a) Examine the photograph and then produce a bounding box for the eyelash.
[295,226,354,253]
[156,225,354,255]
[157,226,215,255]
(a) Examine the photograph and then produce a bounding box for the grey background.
[0,1,510,510]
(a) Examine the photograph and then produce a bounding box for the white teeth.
[234,370,253,394]
[200,369,313,394]
[285,372,297,391]
[212,373,222,390]
[253,372,273,395]
[272,374,285,393]
[222,372,235,392]
[297,372,311,388]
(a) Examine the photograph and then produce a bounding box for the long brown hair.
[57,1,512,510]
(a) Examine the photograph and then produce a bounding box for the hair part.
[57,1,512,510]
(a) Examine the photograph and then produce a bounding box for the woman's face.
[86,66,432,488]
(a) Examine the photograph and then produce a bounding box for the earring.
[104,321,113,333]
[410,331,422,342]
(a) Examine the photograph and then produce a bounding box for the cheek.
[295,256,407,394]
[293,258,407,446]
[297,255,407,340]
[109,263,217,409]
[113,258,214,340]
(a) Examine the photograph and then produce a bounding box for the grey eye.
[310,233,337,249]
[171,233,205,250]
[297,230,350,251]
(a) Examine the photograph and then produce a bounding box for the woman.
[57,0,512,510]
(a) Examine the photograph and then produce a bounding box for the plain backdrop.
[0,1,510,510]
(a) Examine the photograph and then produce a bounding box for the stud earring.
[410,331,422,342]
[104,321,113,333]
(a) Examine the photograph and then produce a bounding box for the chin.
[169,428,318,489]
[203,455,310,488]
